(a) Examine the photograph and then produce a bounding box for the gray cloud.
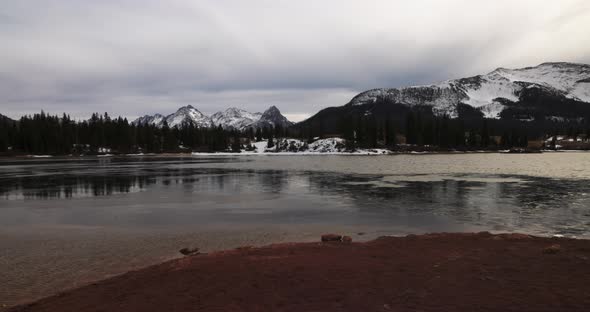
[1,0,589,121]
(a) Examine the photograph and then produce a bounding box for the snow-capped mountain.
[252,106,294,129]
[349,62,590,118]
[164,105,213,128]
[211,108,262,130]
[133,105,213,128]
[133,113,165,127]
[133,105,292,130]
[211,106,293,130]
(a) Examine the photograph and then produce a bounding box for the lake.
[1,153,590,306]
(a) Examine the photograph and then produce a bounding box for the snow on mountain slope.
[211,108,262,130]
[571,80,590,102]
[491,63,589,96]
[165,105,213,128]
[211,106,294,130]
[133,105,292,129]
[133,113,164,127]
[133,105,212,128]
[349,62,590,118]
[478,101,507,119]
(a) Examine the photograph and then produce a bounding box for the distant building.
[395,134,407,145]
[527,140,544,150]
[490,136,502,146]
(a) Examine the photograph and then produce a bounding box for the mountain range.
[133,105,293,130]
[348,62,589,118]
[133,62,590,134]
[297,62,590,134]
[4,62,590,134]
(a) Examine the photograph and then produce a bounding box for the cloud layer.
[1,0,589,121]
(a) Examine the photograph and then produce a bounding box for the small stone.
[542,244,561,254]
[179,247,200,256]
[477,231,492,238]
[321,234,343,242]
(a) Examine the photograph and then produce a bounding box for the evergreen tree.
[405,112,416,144]
[231,132,241,153]
[481,120,490,148]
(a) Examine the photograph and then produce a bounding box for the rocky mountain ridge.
[134,105,292,130]
[348,62,590,119]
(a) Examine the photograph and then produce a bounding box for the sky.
[1,0,589,122]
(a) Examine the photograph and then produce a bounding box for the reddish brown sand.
[9,233,590,312]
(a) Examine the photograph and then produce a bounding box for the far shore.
[7,232,590,312]
[2,149,589,159]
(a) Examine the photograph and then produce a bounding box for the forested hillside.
[0,112,283,155]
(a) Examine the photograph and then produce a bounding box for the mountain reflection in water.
[1,155,589,238]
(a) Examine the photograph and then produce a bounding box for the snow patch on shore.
[192,138,392,156]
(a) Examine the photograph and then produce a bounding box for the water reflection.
[0,175,150,199]
[1,157,590,237]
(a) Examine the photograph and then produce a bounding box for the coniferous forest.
[0,112,288,155]
[1,109,589,155]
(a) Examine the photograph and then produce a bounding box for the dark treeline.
[297,111,528,150]
[2,107,590,155]
[293,103,590,150]
[292,90,590,150]
[0,112,283,155]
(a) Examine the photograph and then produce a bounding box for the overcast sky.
[1,0,589,121]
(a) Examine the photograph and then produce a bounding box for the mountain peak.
[177,105,197,111]
[133,105,212,128]
[211,107,262,130]
[167,105,211,128]
[133,113,165,127]
[253,106,292,129]
[346,61,590,118]
[262,105,282,117]
[225,107,249,116]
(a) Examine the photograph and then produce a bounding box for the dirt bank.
[9,232,590,312]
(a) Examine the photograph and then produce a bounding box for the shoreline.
[2,149,589,159]
[7,232,590,312]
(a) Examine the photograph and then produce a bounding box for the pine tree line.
[299,110,555,150]
[0,112,281,155]
[2,110,589,155]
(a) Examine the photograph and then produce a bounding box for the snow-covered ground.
[191,138,392,156]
